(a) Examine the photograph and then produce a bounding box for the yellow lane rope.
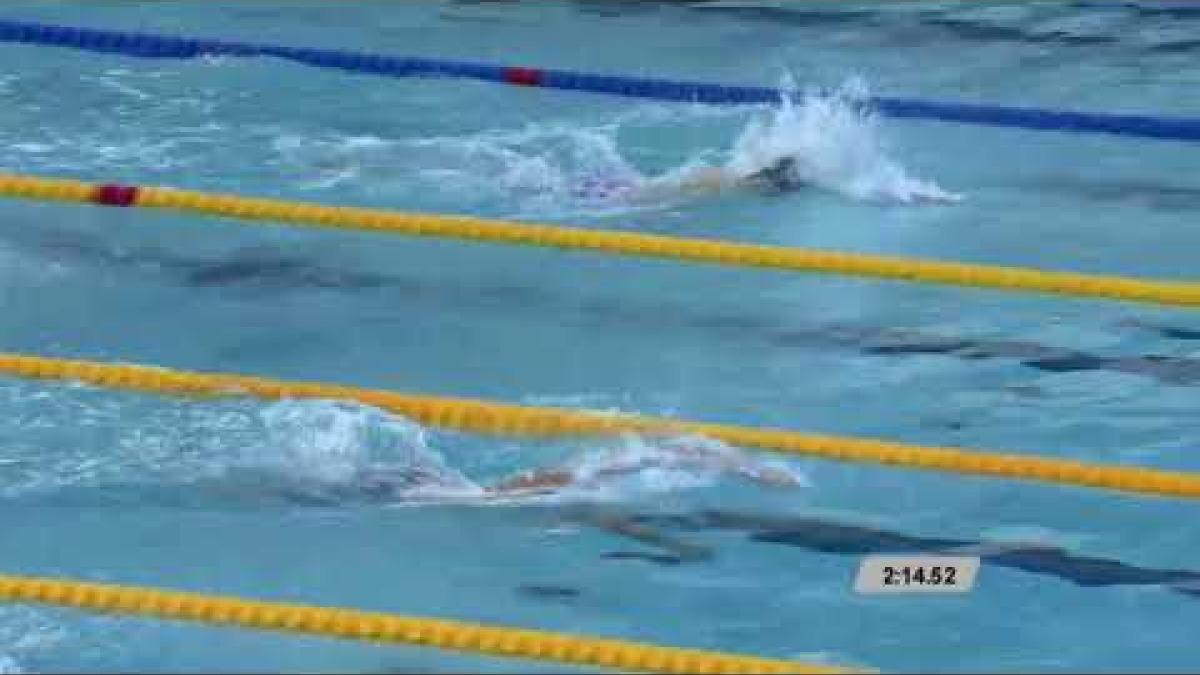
[1,171,1197,307]
[2,352,1198,500]
[0,574,853,674]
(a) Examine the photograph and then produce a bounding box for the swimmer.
[337,441,803,504]
[575,155,957,205]
[486,444,802,498]
[573,156,808,203]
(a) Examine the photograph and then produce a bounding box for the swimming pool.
[1,0,1198,671]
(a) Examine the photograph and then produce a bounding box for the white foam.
[402,122,649,217]
[726,77,961,205]
[243,399,482,503]
[0,607,67,673]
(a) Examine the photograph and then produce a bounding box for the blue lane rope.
[2,18,1199,143]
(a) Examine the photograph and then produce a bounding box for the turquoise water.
[1,1,1199,672]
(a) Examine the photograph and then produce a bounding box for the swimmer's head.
[742,156,805,193]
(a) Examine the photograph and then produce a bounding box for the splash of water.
[241,399,482,503]
[726,77,961,204]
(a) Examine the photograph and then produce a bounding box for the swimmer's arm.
[486,444,802,498]
[632,167,733,202]
[487,462,654,495]
[669,444,805,488]
[487,468,574,495]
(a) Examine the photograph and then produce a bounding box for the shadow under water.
[25,231,1200,387]
[576,508,1200,598]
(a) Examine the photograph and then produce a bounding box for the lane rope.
[0,573,852,674]
[0,18,1198,142]
[2,171,1198,308]
[2,352,1199,500]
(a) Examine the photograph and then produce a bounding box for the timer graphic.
[855,556,980,594]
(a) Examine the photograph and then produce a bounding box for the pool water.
[0,1,1198,672]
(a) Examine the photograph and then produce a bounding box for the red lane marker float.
[504,67,542,87]
[91,184,139,207]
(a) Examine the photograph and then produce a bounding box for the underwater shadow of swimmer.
[594,509,1200,598]
[28,231,1200,386]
